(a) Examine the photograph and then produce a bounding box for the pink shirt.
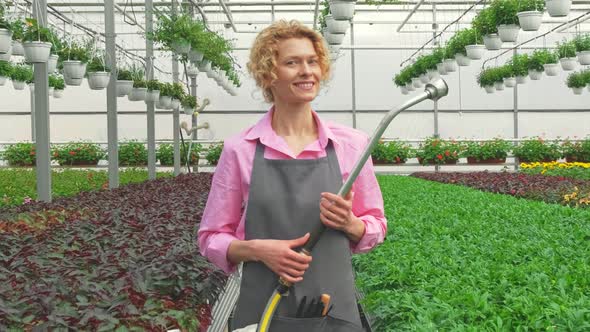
[198,108,387,274]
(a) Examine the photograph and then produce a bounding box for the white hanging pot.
[188,49,204,63]
[183,106,194,115]
[187,65,199,77]
[12,80,26,90]
[437,63,448,75]
[455,53,471,66]
[577,51,590,65]
[587,84,590,92]
[0,29,12,54]
[155,99,166,109]
[516,75,528,84]
[400,86,409,95]
[87,71,110,90]
[528,69,543,80]
[53,89,63,98]
[145,90,160,102]
[572,87,583,95]
[64,75,83,86]
[328,0,356,20]
[546,0,571,17]
[543,63,559,76]
[504,77,516,87]
[325,32,345,45]
[411,77,422,88]
[484,85,495,94]
[427,69,439,80]
[48,55,58,73]
[517,11,543,31]
[48,87,54,96]
[329,44,341,53]
[62,60,87,79]
[483,34,502,50]
[128,87,147,101]
[171,41,191,55]
[28,83,34,92]
[116,80,133,96]
[494,81,504,90]
[0,76,6,85]
[497,24,519,43]
[559,57,577,71]
[419,73,429,84]
[443,59,457,72]
[11,40,24,56]
[405,82,415,91]
[197,60,211,72]
[23,41,52,63]
[0,51,11,61]
[159,95,172,108]
[465,44,485,60]
[326,15,349,34]
[171,98,181,109]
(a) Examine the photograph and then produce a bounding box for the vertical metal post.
[513,48,519,171]
[191,76,198,173]
[146,0,156,180]
[33,0,51,202]
[30,91,36,141]
[432,3,439,138]
[350,22,357,129]
[172,0,181,176]
[105,0,119,188]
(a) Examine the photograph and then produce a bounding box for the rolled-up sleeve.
[349,142,387,253]
[198,143,243,274]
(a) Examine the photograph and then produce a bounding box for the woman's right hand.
[253,233,313,284]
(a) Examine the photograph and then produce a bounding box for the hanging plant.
[0,60,12,78]
[472,7,498,36]
[516,0,545,31]
[58,40,91,63]
[86,56,110,73]
[556,39,577,59]
[9,63,33,82]
[117,68,133,81]
[181,94,197,109]
[490,0,520,26]
[529,49,557,71]
[132,79,147,89]
[508,53,530,77]
[9,19,25,42]
[477,67,496,89]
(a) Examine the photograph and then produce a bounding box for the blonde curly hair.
[247,20,331,103]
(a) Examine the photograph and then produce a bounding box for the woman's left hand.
[319,191,366,242]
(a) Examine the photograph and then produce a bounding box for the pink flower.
[23,197,32,204]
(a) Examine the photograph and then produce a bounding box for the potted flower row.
[48,73,65,98]
[0,17,62,64]
[565,69,590,95]
[52,142,106,166]
[319,0,354,51]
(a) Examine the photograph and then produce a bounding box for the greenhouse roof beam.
[46,1,590,6]
[114,3,145,31]
[396,0,425,32]
[218,0,237,32]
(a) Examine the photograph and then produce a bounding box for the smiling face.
[269,38,323,105]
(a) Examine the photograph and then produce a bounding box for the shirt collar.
[244,106,339,150]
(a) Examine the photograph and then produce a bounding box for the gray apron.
[232,140,363,331]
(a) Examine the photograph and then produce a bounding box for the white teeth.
[295,83,313,89]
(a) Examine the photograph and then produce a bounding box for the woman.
[198,20,387,331]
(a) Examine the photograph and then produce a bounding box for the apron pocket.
[268,315,327,332]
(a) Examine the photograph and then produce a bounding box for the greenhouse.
[1,0,589,331]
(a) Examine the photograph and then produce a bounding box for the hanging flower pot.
[88,72,110,90]
[555,58,576,72]
[483,34,502,50]
[504,77,516,87]
[159,95,172,108]
[64,76,83,86]
[465,44,485,60]
[484,85,495,93]
[171,41,191,55]
[116,80,133,96]
[572,87,583,95]
[12,80,26,90]
[145,89,160,102]
[183,107,194,115]
[329,44,341,53]
[517,11,543,31]
[188,49,204,63]
[419,74,429,84]
[197,60,211,72]
[516,75,528,84]
[497,24,519,43]
[11,40,24,56]
[62,60,87,80]
[48,54,58,73]
[443,59,457,72]
[329,0,356,20]
[405,82,415,91]
[0,29,12,54]
[543,63,559,76]
[0,50,11,61]
[494,82,505,90]
[400,86,409,95]
[411,77,422,88]
[326,15,349,34]
[546,0,571,17]
[48,87,54,96]
[577,51,590,65]
[528,69,543,80]
[187,65,199,77]
[325,32,345,45]
[437,63,448,75]
[427,69,439,80]
[53,89,63,98]
[23,41,52,63]
[454,54,471,66]
[155,99,166,110]
[28,83,34,92]
[128,87,147,101]
[0,76,5,86]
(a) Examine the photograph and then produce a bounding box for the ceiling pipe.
[397,0,425,32]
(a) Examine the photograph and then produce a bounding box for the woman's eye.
[286,61,296,65]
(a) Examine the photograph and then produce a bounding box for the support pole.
[513,48,519,171]
[191,76,198,173]
[30,91,35,141]
[105,0,119,188]
[350,22,357,129]
[33,0,51,202]
[146,0,156,180]
[432,3,439,138]
[172,0,180,176]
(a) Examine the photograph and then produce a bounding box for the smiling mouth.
[293,82,315,90]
